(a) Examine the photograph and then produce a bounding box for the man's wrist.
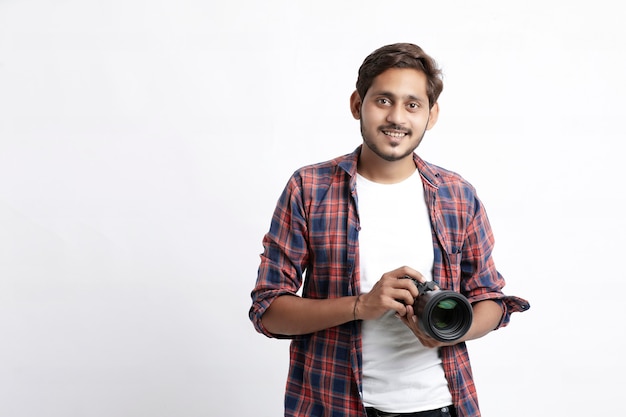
[353,294,361,321]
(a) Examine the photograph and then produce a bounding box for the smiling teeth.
[384,131,406,138]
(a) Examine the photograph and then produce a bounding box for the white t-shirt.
[356,170,453,413]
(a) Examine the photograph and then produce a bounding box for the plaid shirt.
[250,146,530,417]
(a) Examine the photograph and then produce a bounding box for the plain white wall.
[1,1,624,416]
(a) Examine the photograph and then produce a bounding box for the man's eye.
[377,98,391,105]
[407,103,419,110]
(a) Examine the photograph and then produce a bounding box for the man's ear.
[426,102,440,130]
[349,90,362,120]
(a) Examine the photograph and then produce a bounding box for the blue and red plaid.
[250,146,529,417]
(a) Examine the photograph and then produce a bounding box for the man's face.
[351,68,438,163]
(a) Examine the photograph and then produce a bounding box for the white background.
[1,1,624,416]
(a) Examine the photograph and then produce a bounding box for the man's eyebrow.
[372,91,426,102]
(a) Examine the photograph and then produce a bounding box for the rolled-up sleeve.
[249,174,309,338]
[461,193,530,329]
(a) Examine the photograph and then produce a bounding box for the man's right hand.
[355,265,423,320]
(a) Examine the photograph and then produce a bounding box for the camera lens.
[415,290,473,342]
[432,299,460,329]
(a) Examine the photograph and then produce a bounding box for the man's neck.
[357,150,416,184]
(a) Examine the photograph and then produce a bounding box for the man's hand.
[355,266,422,321]
[399,304,449,348]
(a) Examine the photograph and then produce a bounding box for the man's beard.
[360,120,428,162]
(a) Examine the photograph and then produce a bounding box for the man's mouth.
[381,129,409,138]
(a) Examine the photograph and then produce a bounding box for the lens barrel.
[413,287,473,343]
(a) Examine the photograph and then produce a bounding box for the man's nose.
[385,104,406,125]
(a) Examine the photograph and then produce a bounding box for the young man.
[249,43,529,417]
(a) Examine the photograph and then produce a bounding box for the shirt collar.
[338,145,441,190]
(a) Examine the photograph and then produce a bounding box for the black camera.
[403,277,473,343]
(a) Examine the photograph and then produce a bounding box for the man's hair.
[356,43,444,109]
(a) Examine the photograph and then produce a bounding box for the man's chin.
[375,148,413,162]
[362,135,419,162]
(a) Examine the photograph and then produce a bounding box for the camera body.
[404,277,473,343]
